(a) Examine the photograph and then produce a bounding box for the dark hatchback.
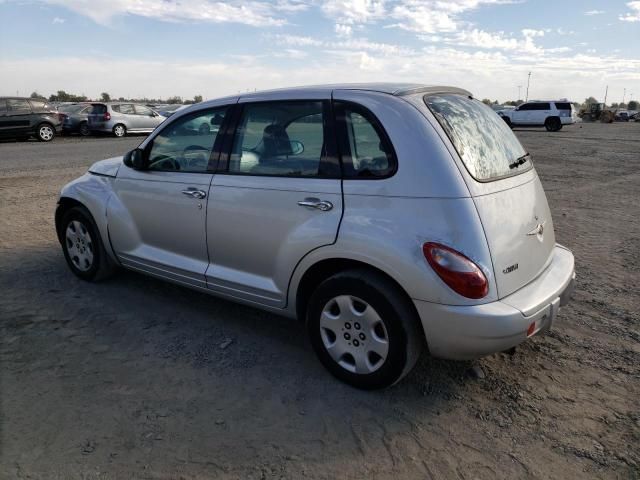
[59,103,92,136]
[0,97,62,142]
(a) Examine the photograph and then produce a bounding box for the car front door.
[205,96,342,307]
[5,99,33,136]
[107,105,231,288]
[134,104,162,131]
[512,103,532,124]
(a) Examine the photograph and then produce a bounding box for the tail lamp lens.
[422,242,489,299]
[104,112,111,121]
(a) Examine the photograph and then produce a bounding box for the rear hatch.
[88,103,108,126]
[424,94,555,299]
[554,101,575,123]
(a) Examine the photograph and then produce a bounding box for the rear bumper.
[414,244,575,360]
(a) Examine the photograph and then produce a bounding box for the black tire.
[502,116,513,128]
[60,206,117,282]
[36,123,55,142]
[545,117,562,132]
[79,122,90,136]
[306,269,423,389]
[112,124,126,137]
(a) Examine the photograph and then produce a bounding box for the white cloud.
[584,10,605,16]
[619,1,640,21]
[52,17,65,24]
[321,0,385,25]
[41,0,307,27]
[267,34,323,47]
[335,23,353,37]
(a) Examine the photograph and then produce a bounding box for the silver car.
[55,84,575,389]
[87,102,166,137]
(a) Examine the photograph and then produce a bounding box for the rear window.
[424,94,530,181]
[29,100,53,110]
[554,102,572,110]
[90,104,107,114]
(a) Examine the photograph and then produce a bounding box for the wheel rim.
[40,126,53,141]
[114,125,125,137]
[65,220,94,272]
[320,295,389,374]
[80,123,90,136]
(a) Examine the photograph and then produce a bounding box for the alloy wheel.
[39,125,54,141]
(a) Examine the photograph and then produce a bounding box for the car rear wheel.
[79,122,90,136]
[502,116,513,129]
[306,269,423,389]
[37,123,55,142]
[113,124,126,137]
[60,206,117,282]
[545,117,562,132]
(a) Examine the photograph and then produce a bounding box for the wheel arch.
[293,257,424,336]
[55,197,85,244]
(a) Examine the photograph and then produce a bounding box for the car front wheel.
[60,206,117,282]
[37,123,55,142]
[307,269,423,389]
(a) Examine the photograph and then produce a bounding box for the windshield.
[58,104,87,113]
[424,94,530,181]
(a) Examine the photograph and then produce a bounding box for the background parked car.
[498,101,577,131]
[0,97,62,142]
[58,103,92,136]
[156,104,188,118]
[87,103,165,137]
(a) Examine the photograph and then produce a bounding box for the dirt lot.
[1,124,638,479]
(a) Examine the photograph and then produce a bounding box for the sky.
[0,0,638,104]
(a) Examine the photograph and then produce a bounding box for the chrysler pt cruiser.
[55,84,575,389]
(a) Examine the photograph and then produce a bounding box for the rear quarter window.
[424,94,530,182]
[554,102,572,110]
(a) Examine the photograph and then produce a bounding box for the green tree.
[101,92,111,102]
[193,95,203,103]
[166,96,182,104]
[628,100,638,110]
[30,91,42,99]
[583,96,598,107]
[481,98,492,105]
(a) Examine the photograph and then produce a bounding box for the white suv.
[498,101,577,132]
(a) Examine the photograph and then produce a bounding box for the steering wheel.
[148,154,180,171]
[182,145,210,170]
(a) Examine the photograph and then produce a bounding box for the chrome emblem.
[527,220,546,241]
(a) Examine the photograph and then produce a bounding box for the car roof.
[194,83,472,110]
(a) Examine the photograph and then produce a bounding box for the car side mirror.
[290,140,304,155]
[123,148,145,170]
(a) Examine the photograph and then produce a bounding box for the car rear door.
[0,100,9,136]
[107,105,231,288]
[205,93,342,308]
[5,99,33,136]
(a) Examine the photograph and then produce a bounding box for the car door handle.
[297,198,333,211]
[181,188,207,199]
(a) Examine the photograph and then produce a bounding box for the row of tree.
[481,97,638,110]
[29,90,203,105]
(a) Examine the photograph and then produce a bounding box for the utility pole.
[525,72,531,101]
[518,85,522,100]
[604,85,608,106]
[622,87,626,104]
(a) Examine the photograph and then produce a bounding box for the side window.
[336,102,396,179]
[119,104,135,114]
[534,103,551,110]
[29,100,45,110]
[147,107,227,173]
[229,101,327,177]
[7,99,31,113]
[135,105,153,116]
[518,103,533,111]
[0,100,8,114]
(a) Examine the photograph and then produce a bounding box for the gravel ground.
[1,124,638,479]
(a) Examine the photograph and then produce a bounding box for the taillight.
[422,242,489,299]
[58,113,67,122]
[104,112,111,121]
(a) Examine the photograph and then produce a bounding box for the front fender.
[58,172,119,263]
